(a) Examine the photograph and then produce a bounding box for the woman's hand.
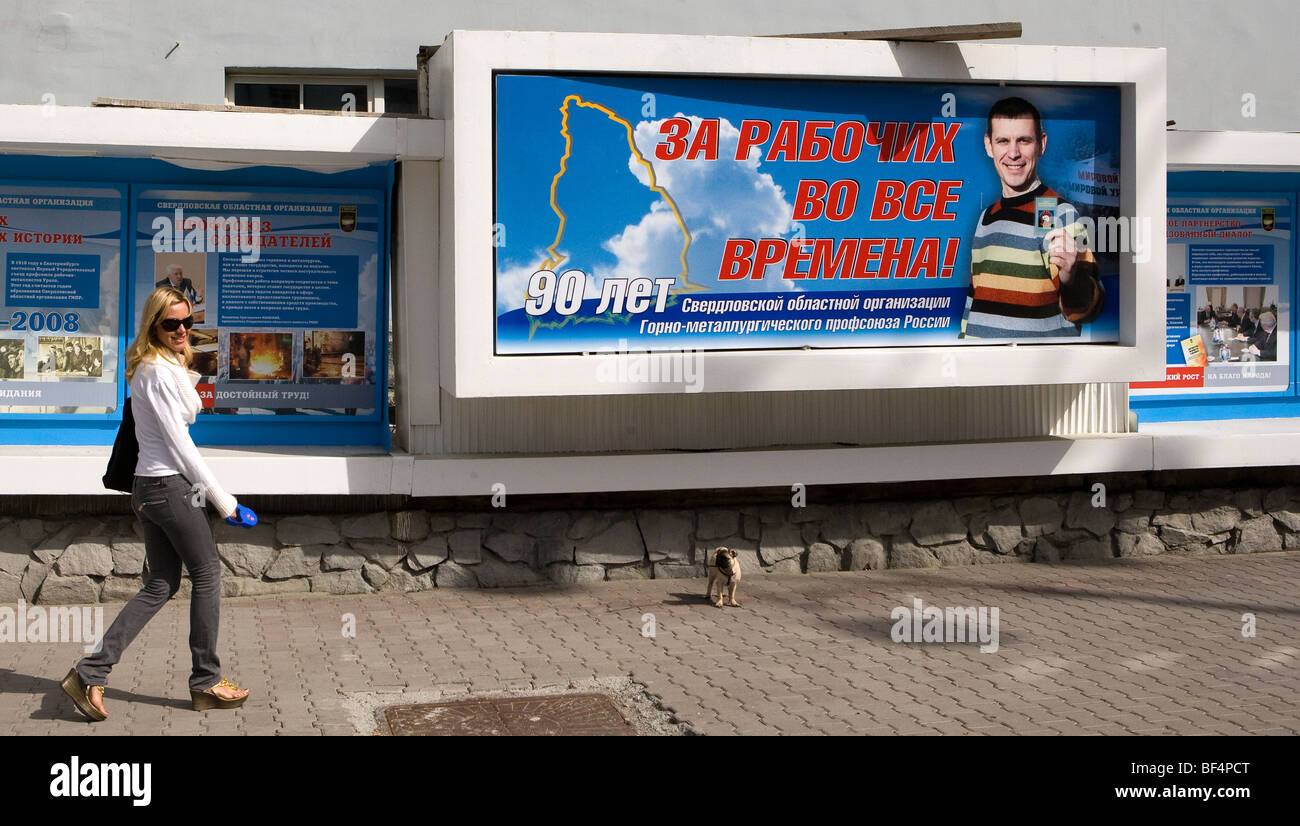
[225,504,259,528]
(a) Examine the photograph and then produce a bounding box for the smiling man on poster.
[960,96,1105,339]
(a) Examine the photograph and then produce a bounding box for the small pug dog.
[705,546,742,607]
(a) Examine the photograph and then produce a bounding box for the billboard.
[0,182,123,413]
[436,31,1165,396]
[133,187,383,417]
[494,74,1123,355]
[1131,195,1291,397]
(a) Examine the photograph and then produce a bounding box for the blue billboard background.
[494,73,1122,354]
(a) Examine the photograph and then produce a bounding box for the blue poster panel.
[1131,195,1291,396]
[0,183,122,413]
[133,188,382,416]
[493,74,1123,354]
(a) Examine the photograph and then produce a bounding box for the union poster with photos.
[134,187,383,417]
[0,182,122,413]
[1131,195,1291,396]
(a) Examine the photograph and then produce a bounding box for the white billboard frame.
[432,29,1166,397]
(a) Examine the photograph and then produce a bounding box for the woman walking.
[62,286,255,720]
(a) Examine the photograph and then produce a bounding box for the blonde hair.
[125,287,192,381]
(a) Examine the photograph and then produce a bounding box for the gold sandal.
[61,667,107,722]
[191,677,249,711]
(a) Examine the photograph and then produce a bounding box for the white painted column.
[392,160,441,450]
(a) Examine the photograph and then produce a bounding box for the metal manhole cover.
[381,692,636,736]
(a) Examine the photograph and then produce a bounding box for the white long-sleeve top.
[130,352,238,518]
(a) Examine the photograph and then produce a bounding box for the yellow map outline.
[526,95,705,339]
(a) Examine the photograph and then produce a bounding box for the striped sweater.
[960,183,1104,339]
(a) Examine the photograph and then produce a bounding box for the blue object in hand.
[226,504,258,528]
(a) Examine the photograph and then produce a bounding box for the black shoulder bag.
[102,396,138,493]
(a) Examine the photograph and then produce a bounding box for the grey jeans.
[78,474,224,692]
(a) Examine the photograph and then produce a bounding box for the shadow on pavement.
[0,667,192,721]
[996,583,1298,614]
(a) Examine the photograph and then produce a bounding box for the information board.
[134,187,383,416]
[1131,195,1291,397]
[0,183,123,413]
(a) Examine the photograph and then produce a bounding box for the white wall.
[0,1,1295,132]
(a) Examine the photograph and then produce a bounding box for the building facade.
[2,2,1298,601]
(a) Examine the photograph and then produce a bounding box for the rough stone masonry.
[3,485,1299,604]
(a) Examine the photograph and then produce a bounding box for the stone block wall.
[2,485,1298,604]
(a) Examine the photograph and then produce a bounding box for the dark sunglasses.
[158,315,195,332]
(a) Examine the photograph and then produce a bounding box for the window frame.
[225,72,417,114]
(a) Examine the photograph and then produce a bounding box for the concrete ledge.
[0,445,407,496]
[1145,419,1300,470]
[1168,130,1300,171]
[0,103,444,165]
[210,449,413,496]
[16,425,1300,497]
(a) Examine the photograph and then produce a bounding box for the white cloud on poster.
[595,114,796,291]
[497,255,600,315]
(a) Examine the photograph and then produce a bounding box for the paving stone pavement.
[3,553,1297,736]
